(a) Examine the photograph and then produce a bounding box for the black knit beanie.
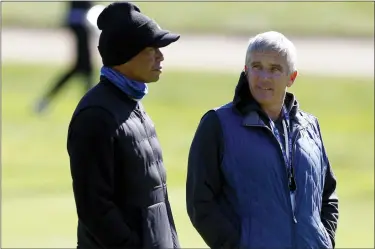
[97,1,180,66]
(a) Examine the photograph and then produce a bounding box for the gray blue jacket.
[186,72,339,249]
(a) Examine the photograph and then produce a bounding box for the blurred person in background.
[186,31,339,249]
[67,2,180,249]
[35,1,94,113]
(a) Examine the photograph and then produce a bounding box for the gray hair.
[245,31,297,74]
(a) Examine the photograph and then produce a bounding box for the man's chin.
[144,78,159,83]
[145,74,161,83]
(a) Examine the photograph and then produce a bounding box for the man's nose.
[257,70,273,79]
[156,48,164,61]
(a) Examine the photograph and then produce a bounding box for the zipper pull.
[293,216,298,224]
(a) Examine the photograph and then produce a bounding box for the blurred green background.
[2,1,374,248]
[2,1,374,37]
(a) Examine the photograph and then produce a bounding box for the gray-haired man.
[186,31,339,249]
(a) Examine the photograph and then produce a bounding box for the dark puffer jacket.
[67,76,180,249]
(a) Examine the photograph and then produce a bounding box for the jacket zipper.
[248,124,301,248]
[291,131,301,217]
[134,108,165,185]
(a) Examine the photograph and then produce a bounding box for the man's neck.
[261,104,283,121]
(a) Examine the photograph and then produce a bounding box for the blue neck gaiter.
[100,66,148,100]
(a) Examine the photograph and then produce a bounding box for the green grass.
[2,1,374,38]
[2,63,374,248]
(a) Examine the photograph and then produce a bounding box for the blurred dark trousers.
[46,24,93,98]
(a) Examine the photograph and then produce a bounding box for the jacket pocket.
[141,202,173,249]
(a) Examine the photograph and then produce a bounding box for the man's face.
[246,50,297,108]
[121,47,164,83]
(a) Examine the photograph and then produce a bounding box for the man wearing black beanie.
[66,2,181,249]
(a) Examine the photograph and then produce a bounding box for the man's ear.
[287,71,298,87]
